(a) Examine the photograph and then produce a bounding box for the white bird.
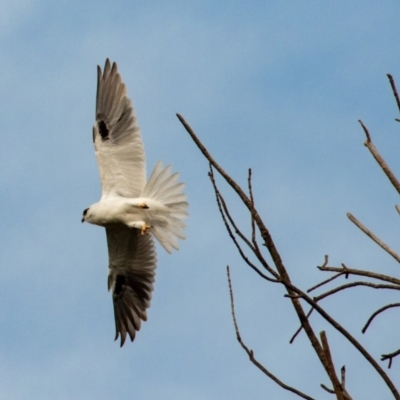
[82,59,188,346]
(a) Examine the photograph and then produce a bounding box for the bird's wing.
[93,59,146,198]
[106,225,156,346]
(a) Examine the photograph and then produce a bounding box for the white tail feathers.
[141,161,188,253]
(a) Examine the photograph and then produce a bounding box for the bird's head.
[81,207,90,223]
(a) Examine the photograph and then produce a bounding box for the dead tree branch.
[359,120,400,196]
[208,165,277,282]
[347,213,400,263]
[178,114,400,399]
[177,113,341,393]
[318,264,400,286]
[387,74,400,114]
[227,267,315,400]
[362,303,400,334]
[381,349,400,368]
[320,331,349,400]
[314,282,400,302]
[382,349,400,369]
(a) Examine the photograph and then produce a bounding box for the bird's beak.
[81,218,85,223]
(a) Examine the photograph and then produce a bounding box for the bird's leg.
[141,222,151,235]
[126,220,151,234]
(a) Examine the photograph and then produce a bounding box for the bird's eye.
[83,208,89,216]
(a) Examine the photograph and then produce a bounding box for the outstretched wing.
[106,225,157,346]
[93,59,146,198]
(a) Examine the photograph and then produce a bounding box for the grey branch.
[347,213,400,264]
[359,120,400,196]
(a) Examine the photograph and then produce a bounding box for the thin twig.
[382,349,400,369]
[248,168,260,254]
[308,273,344,293]
[314,282,400,302]
[208,166,278,281]
[362,303,400,334]
[290,307,315,344]
[359,120,400,196]
[308,257,348,293]
[347,213,400,263]
[227,267,315,400]
[341,367,346,393]
[341,367,353,400]
[387,74,400,114]
[321,384,335,394]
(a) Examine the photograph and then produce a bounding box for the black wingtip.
[114,331,126,348]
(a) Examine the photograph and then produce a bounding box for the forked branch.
[382,349,400,369]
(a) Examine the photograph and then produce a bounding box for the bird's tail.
[141,161,188,253]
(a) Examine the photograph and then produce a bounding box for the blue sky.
[1,1,400,399]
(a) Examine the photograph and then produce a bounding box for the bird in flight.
[82,59,188,346]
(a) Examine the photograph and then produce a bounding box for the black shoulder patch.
[114,274,126,296]
[98,120,110,141]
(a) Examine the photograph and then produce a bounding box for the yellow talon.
[139,203,149,209]
[141,223,151,235]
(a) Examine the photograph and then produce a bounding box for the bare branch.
[280,282,400,398]
[347,213,400,263]
[208,166,278,282]
[247,168,259,253]
[321,384,335,394]
[362,303,400,334]
[341,367,347,394]
[320,331,346,400]
[387,74,400,114]
[308,273,344,293]
[359,120,400,195]
[308,256,347,293]
[227,267,315,400]
[177,113,332,389]
[382,349,400,369]
[340,367,353,400]
[290,307,315,344]
[321,367,353,400]
[314,282,400,302]
[318,264,400,286]
[179,114,400,398]
[177,114,291,284]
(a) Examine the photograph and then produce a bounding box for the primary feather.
[94,58,146,198]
